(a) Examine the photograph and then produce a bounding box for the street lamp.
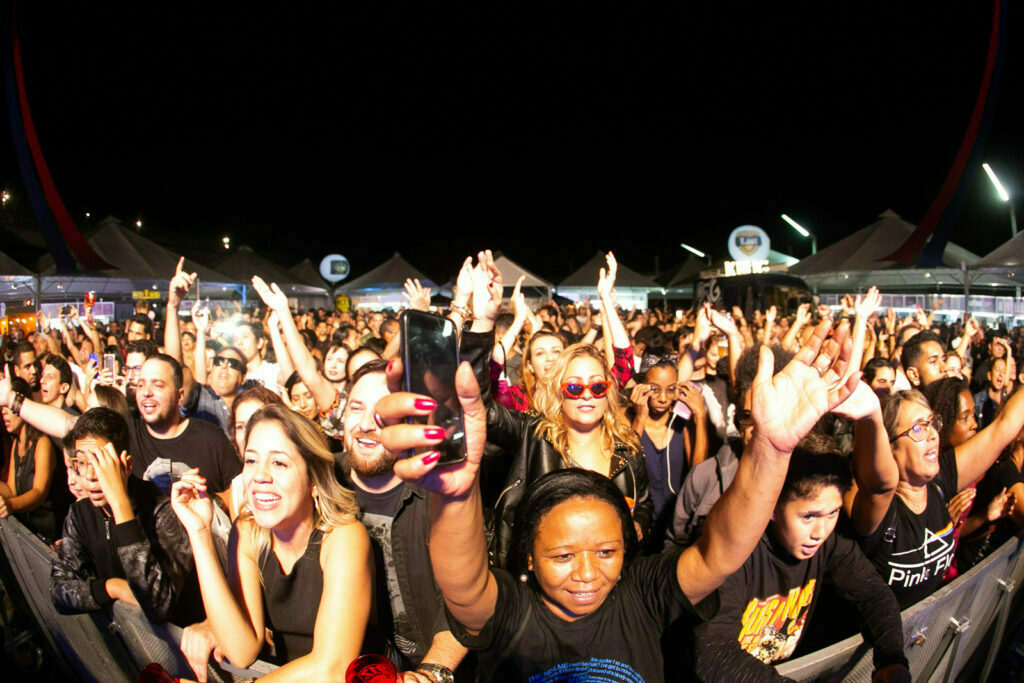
[680,242,711,266]
[781,214,817,254]
[982,163,1017,237]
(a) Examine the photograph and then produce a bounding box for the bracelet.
[416,663,455,683]
[10,393,24,417]
[449,303,471,319]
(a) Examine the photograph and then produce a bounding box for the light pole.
[982,163,1017,237]
[680,242,711,265]
[781,214,817,254]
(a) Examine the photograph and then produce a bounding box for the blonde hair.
[520,331,564,407]
[237,404,358,562]
[532,343,641,463]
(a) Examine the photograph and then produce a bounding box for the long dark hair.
[509,469,638,583]
[922,377,970,449]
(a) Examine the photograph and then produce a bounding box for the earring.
[519,574,529,583]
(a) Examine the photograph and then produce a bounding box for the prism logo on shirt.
[738,579,816,663]
[885,522,955,588]
[529,659,644,683]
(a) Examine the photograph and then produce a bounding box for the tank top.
[11,438,56,541]
[259,526,324,664]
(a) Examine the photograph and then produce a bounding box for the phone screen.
[103,354,117,374]
[401,311,466,466]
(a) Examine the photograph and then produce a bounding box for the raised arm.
[848,287,880,379]
[833,381,899,537]
[781,303,811,352]
[955,386,1024,490]
[708,307,743,392]
[251,277,335,411]
[165,258,197,399]
[596,252,630,350]
[192,304,210,386]
[0,366,79,438]
[678,305,713,383]
[676,321,859,604]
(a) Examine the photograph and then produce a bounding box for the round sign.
[335,294,351,312]
[319,254,351,284]
[727,225,770,261]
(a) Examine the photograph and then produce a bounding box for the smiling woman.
[171,404,373,680]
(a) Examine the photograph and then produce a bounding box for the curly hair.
[922,377,970,449]
[532,343,641,463]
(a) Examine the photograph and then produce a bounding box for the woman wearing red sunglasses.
[459,254,654,568]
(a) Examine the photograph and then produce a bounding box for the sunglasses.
[213,356,245,372]
[561,381,610,399]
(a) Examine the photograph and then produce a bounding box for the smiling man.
[695,446,908,681]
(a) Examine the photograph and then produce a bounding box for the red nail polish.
[424,428,445,440]
[414,398,436,411]
[421,451,440,465]
[386,359,395,373]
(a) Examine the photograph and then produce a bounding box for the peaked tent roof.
[660,255,704,287]
[558,252,659,288]
[216,246,327,293]
[289,258,329,289]
[341,252,435,290]
[789,210,979,276]
[493,253,554,289]
[0,249,33,276]
[38,216,235,282]
[975,230,1024,269]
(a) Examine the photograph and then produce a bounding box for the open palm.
[752,320,858,454]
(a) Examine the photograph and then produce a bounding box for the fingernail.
[374,412,385,428]
[414,398,436,410]
[386,359,395,373]
[424,428,445,440]
[421,451,440,465]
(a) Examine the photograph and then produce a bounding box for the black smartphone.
[400,310,467,466]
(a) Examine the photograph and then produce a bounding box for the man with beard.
[124,339,158,406]
[0,355,239,508]
[339,359,467,681]
[9,342,39,399]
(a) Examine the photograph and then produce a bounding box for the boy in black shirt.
[50,408,202,626]
[696,445,909,682]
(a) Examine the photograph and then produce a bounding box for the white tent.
[493,253,554,300]
[557,252,660,308]
[340,252,437,310]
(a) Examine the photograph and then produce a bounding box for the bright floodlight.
[982,163,1010,202]
[781,214,809,237]
[680,243,706,259]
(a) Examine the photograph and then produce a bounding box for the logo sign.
[728,225,770,261]
[319,254,351,284]
[132,290,161,300]
[335,294,351,312]
[724,260,770,276]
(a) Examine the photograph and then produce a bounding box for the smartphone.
[103,353,117,374]
[400,310,467,466]
[88,353,98,367]
[61,304,74,316]
[675,310,683,320]
[672,399,692,421]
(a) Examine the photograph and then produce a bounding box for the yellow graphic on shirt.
[737,579,816,663]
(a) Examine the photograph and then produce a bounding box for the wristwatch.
[416,663,455,683]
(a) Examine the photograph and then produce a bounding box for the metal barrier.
[777,535,1024,681]
[0,511,1020,682]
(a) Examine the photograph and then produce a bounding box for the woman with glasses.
[630,360,707,550]
[853,387,1024,608]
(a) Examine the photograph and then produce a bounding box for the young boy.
[695,442,909,681]
[50,407,202,626]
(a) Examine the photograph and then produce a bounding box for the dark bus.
[693,272,813,318]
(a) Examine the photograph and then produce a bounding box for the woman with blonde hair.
[171,403,372,678]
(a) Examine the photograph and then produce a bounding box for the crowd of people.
[0,251,1022,681]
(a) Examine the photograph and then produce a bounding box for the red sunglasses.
[560,381,610,399]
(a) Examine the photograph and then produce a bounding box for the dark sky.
[1,3,1021,285]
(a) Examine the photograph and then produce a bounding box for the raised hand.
[380,363,486,499]
[831,379,881,421]
[251,275,289,314]
[948,488,976,527]
[816,304,833,321]
[751,319,859,454]
[765,305,777,326]
[794,302,812,328]
[0,366,12,408]
[37,309,50,331]
[841,295,855,318]
[692,303,713,345]
[402,278,432,312]
[454,256,474,302]
[597,252,618,302]
[169,256,198,308]
[170,469,214,534]
[854,287,881,319]
[191,301,211,335]
[629,384,654,423]
[87,443,132,514]
[986,487,1015,522]
[708,307,739,337]
[470,250,502,324]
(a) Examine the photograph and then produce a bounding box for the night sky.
[1,3,1020,285]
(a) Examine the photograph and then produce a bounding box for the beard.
[343,431,398,479]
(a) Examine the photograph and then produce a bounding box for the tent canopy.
[790,210,979,276]
[216,246,327,295]
[289,258,330,289]
[558,252,658,288]
[975,231,1024,269]
[341,252,436,291]
[492,253,554,289]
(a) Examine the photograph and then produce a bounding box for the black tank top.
[11,438,55,541]
[259,526,324,664]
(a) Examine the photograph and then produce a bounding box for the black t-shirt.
[128,416,241,496]
[860,448,959,609]
[450,550,715,682]
[696,529,906,680]
[959,458,1024,567]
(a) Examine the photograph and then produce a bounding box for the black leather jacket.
[460,330,653,568]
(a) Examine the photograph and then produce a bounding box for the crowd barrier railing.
[0,513,1021,682]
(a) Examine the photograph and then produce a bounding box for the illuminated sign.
[132,290,161,300]
[728,225,770,261]
[724,260,770,276]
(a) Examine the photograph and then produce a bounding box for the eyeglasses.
[891,415,943,443]
[561,381,610,399]
[213,356,245,372]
